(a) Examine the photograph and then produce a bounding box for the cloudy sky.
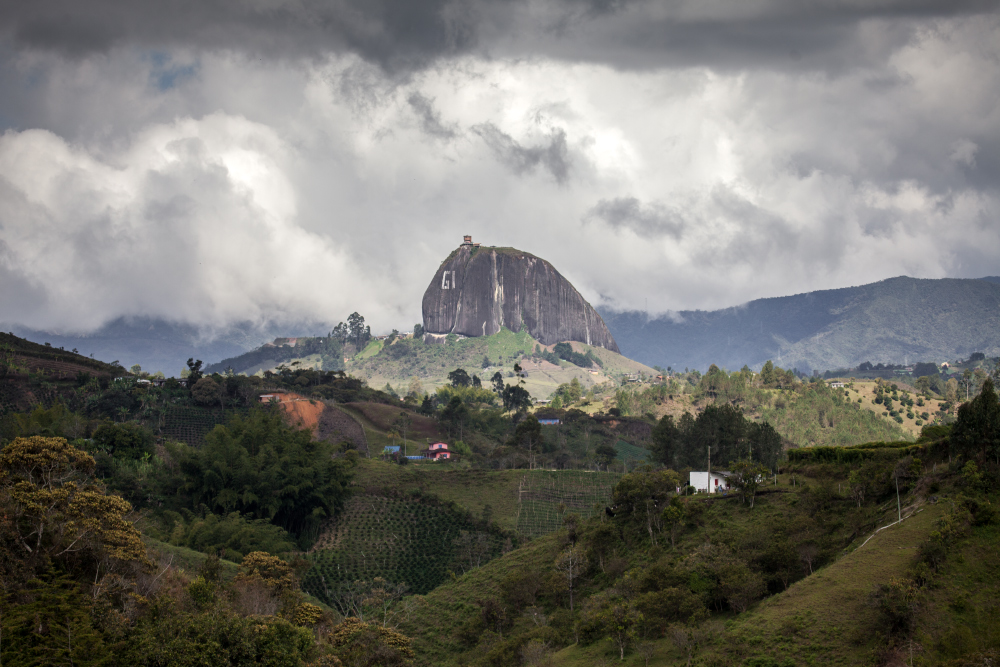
[1,0,998,337]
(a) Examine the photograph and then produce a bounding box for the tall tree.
[347,312,369,349]
[448,368,471,388]
[952,378,1000,464]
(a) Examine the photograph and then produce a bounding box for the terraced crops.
[515,470,622,539]
[161,406,245,446]
[303,495,508,611]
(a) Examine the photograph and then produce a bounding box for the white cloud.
[0,10,998,336]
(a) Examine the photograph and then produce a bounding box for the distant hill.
[211,328,657,400]
[600,276,1000,372]
[4,317,325,376]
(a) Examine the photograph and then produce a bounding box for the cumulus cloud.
[0,115,379,331]
[0,3,997,338]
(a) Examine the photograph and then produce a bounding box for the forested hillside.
[601,276,1000,373]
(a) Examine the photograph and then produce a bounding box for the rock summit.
[421,237,619,352]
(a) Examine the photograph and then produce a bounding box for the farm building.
[689,470,733,494]
[423,442,452,460]
[538,418,561,425]
[828,381,846,388]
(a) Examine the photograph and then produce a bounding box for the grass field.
[143,536,241,580]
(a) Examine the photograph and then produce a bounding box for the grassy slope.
[914,519,1000,663]
[757,383,913,448]
[336,402,446,455]
[396,463,969,667]
[143,536,241,580]
[241,328,657,400]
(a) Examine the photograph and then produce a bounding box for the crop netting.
[515,470,622,539]
[161,406,245,446]
[303,495,506,611]
[615,439,650,466]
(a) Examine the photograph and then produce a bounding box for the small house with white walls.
[689,470,733,494]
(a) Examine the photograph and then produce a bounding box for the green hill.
[211,327,658,400]
[390,443,1000,666]
[602,276,1000,373]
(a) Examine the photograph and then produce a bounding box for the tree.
[662,497,686,548]
[512,415,542,469]
[951,378,1000,464]
[0,436,149,576]
[668,624,711,667]
[413,323,424,340]
[392,412,412,454]
[501,384,532,413]
[447,368,471,388]
[440,396,469,440]
[595,443,617,470]
[759,360,776,387]
[554,544,588,611]
[0,570,111,665]
[332,322,350,345]
[174,410,354,545]
[328,617,414,667]
[347,312,369,350]
[91,421,154,460]
[581,593,643,660]
[192,377,223,407]
[650,415,681,468]
[729,459,769,508]
[745,421,783,469]
[186,358,204,385]
[471,374,482,389]
[490,372,504,394]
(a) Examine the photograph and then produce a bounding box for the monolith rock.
[421,239,619,352]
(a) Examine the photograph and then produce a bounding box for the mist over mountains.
[7,276,997,377]
[2,317,328,376]
[600,276,1000,374]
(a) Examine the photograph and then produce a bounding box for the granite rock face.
[421,245,620,352]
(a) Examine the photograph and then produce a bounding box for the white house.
[689,470,733,494]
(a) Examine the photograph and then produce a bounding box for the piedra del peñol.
[421,236,620,352]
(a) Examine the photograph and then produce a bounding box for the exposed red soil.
[269,392,325,434]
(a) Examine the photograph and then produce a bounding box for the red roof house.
[423,442,452,461]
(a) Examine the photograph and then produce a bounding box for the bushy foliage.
[952,378,1000,464]
[650,405,783,470]
[163,409,355,548]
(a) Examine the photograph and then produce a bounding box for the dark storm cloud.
[407,92,459,139]
[1,0,483,70]
[3,0,997,71]
[586,197,686,239]
[472,122,570,183]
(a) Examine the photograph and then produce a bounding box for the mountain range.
[599,276,1000,373]
[6,276,998,376]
